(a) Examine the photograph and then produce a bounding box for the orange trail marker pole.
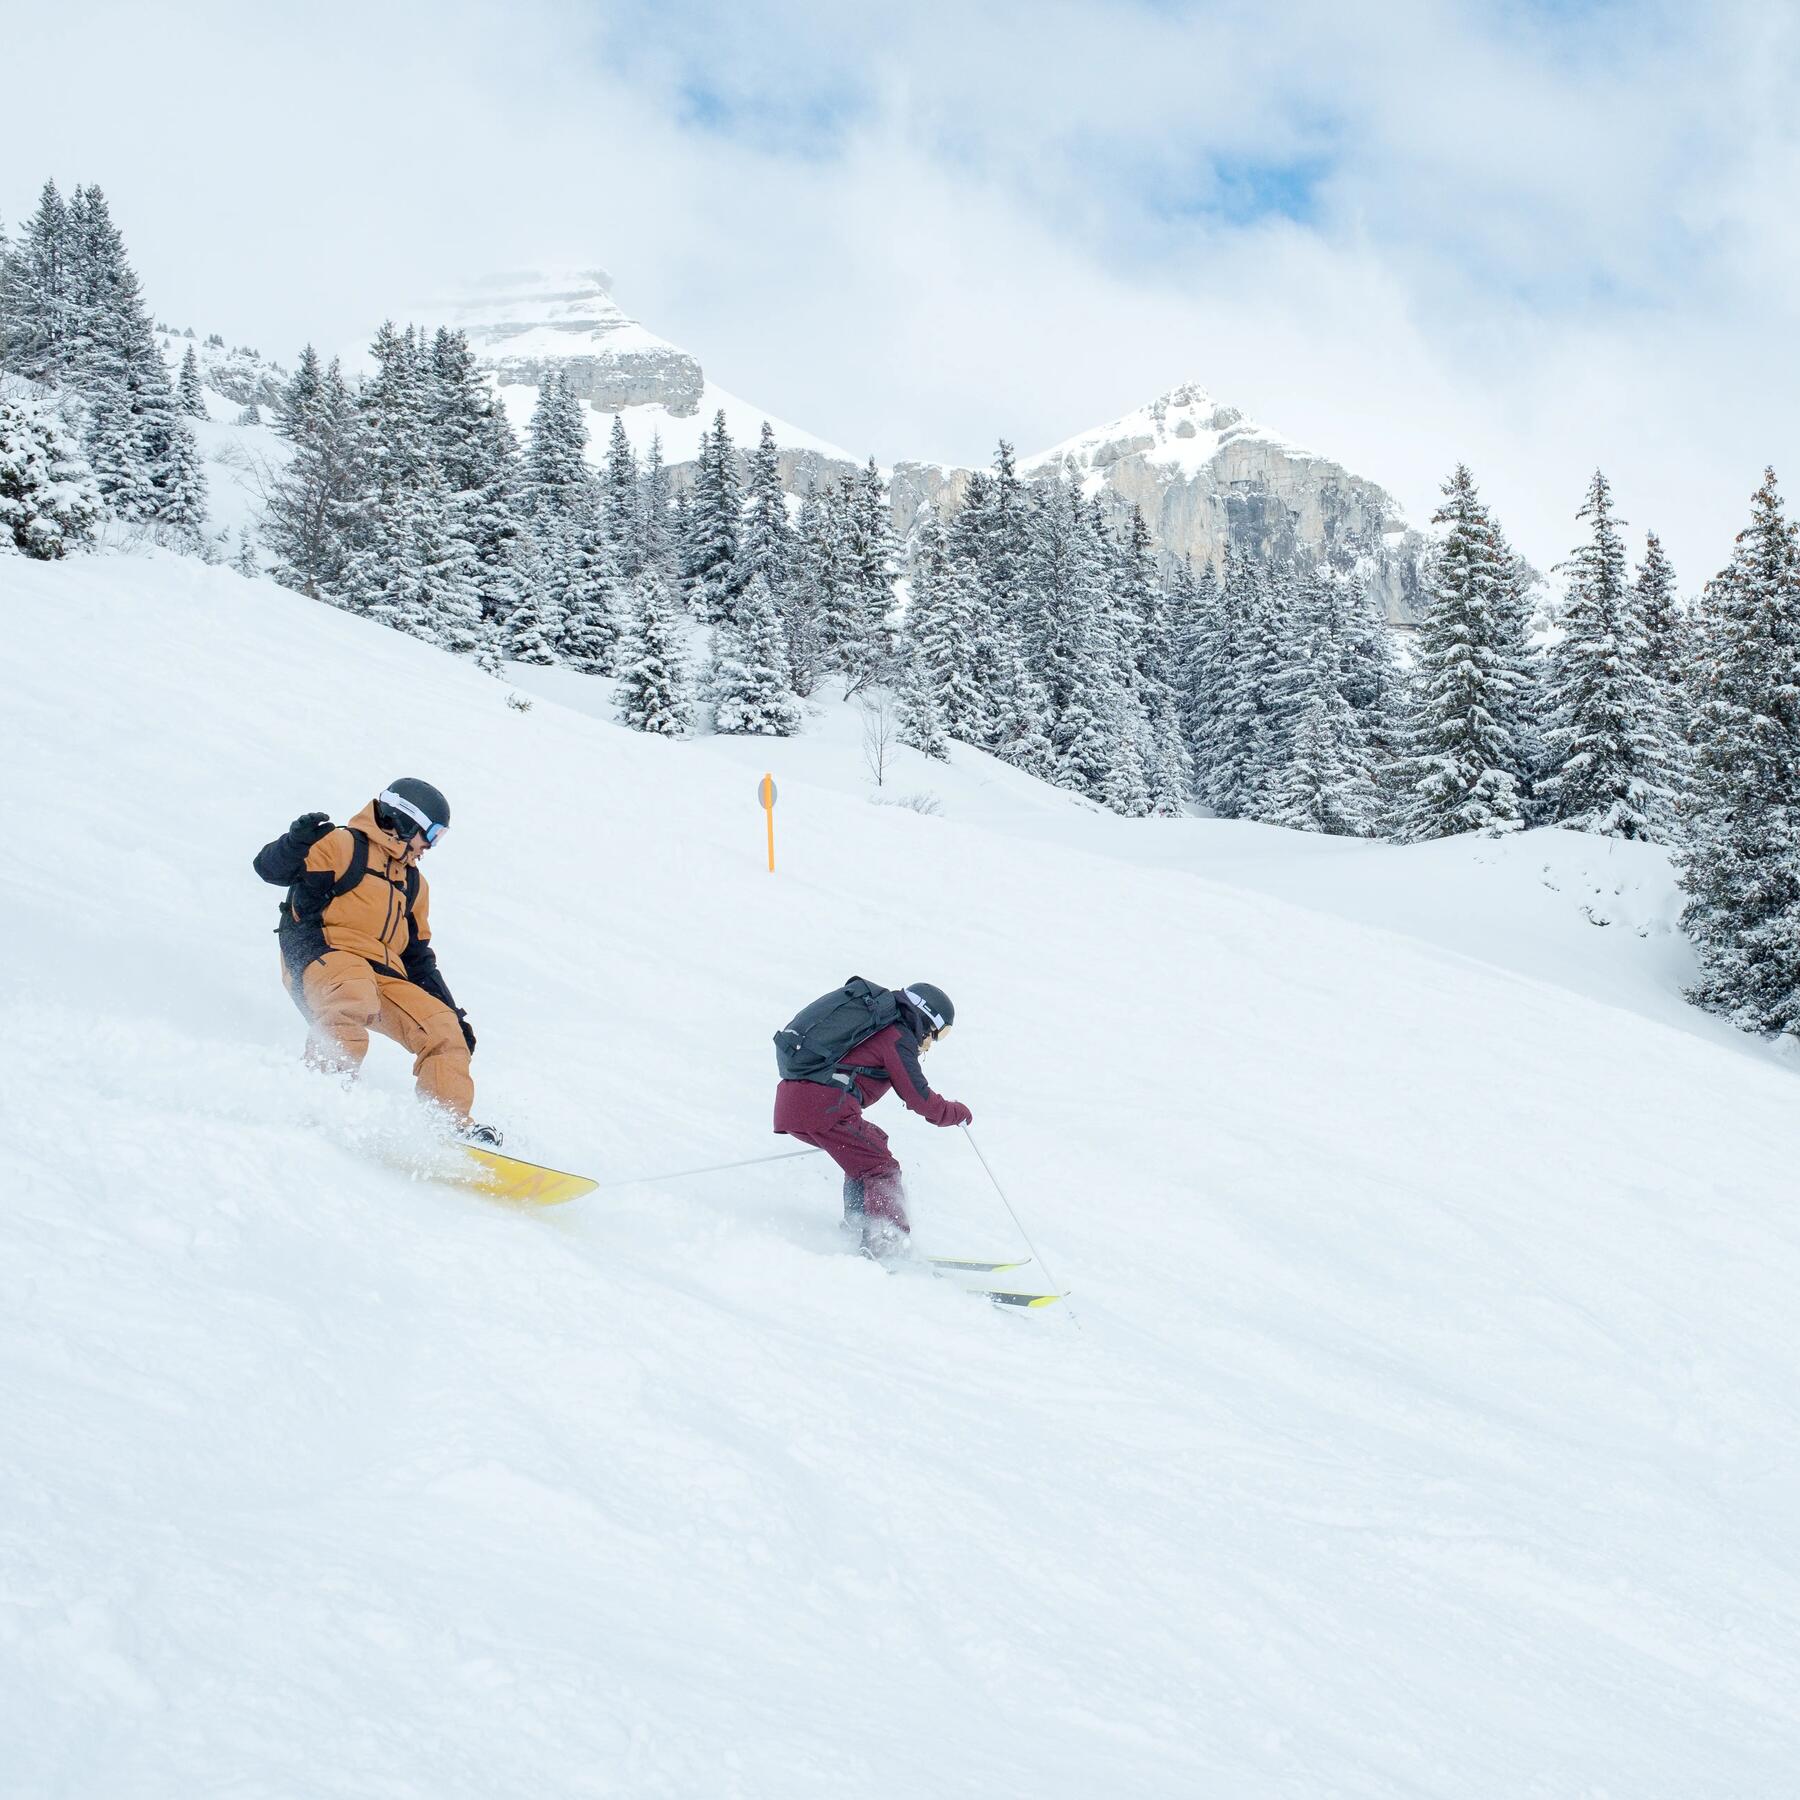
[758,772,777,872]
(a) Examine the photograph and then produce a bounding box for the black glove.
[287,811,334,849]
[457,1011,476,1056]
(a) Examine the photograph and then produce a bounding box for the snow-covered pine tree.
[232,527,258,579]
[712,572,802,735]
[1394,464,1530,839]
[0,181,73,383]
[736,420,791,600]
[1198,550,1281,818]
[793,476,852,690]
[896,637,952,762]
[1537,470,1677,841]
[156,414,208,544]
[1028,481,1133,806]
[1635,530,1688,737]
[0,391,100,557]
[634,432,675,583]
[616,564,691,736]
[904,514,987,744]
[835,457,897,692]
[177,345,206,419]
[265,356,360,600]
[503,548,564,666]
[985,623,1057,779]
[1490,518,1545,811]
[601,413,638,574]
[683,409,742,625]
[1265,573,1381,836]
[1676,468,1800,1037]
[557,506,621,674]
[522,370,592,521]
[274,344,323,440]
[1117,505,1189,814]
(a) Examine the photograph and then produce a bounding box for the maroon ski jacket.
[825,1024,967,1126]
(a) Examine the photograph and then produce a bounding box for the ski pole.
[961,1126,1079,1328]
[595,1147,822,1191]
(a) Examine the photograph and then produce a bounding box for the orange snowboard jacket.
[254,802,457,1011]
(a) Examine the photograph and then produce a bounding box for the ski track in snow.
[3,549,1799,1798]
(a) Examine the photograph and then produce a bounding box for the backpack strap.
[329,828,371,899]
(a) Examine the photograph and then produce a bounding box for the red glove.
[943,1101,973,1127]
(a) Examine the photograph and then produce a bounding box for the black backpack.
[774,977,901,1083]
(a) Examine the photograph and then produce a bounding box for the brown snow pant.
[286,949,474,1119]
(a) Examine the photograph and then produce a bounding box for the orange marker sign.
[758,772,777,872]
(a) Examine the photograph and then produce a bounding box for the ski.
[925,1256,1031,1274]
[975,1287,1064,1309]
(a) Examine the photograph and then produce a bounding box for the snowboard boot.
[458,1120,505,1149]
[858,1216,913,1263]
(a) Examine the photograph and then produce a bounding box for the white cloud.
[6,0,1798,586]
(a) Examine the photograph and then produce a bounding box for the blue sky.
[8,0,1799,581]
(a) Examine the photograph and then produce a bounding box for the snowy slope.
[5,552,1800,1798]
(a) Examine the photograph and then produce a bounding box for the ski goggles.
[902,989,950,1034]
[380,790,449,846]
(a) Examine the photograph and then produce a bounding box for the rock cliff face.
[440,271,707,417]
[1017,384,1427,621]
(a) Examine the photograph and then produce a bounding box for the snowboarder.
[253,778,500,1145]
[772,979,971,1259]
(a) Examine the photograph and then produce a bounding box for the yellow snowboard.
[456,1144,598,1206]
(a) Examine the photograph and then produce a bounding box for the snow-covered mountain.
[6,548,1799,1794]
[433,271,1429,617]
[425,269,858,487]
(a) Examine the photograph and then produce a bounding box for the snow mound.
[4,550,1799,1797]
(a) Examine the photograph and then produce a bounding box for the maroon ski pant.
[773,1080,909,1228]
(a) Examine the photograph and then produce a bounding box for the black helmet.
[901,982,954,1035]
[375,777,451,845]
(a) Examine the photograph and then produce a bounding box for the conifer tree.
[275,344,323,439]
[557,508,620,674]
[602,413,638,573]
[684,409,742,624]
[0,181,73,383]
[736,420,792,599]
[896,640,952,762]
[796,475,855,684]
[1676,468,1800,1036]
[232,528,259,579]
[177,345,206,419]
[617,565,691,736]
[523,370,592,520]
[635,432,675,582]
[1537,470,1677,840]
[0,391,100,557]
[157,415,209,542]
[1635,531,1688,733]
[1266,584,1381,836]
[504,570,562,665]
[904,515,987,743]
[1395,464,1530,839]
[834,457,896,691]
[266,356,360,601]
[713,572,803,735]
[1029,482,1131,804]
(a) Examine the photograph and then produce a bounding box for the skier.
[253,778,500,1145]
[772,979,971,1259]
